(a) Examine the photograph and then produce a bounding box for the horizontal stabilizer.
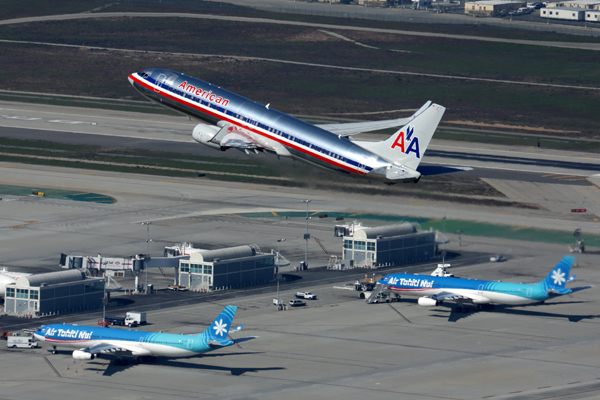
[233,336,259,344]
[208,339,234,348]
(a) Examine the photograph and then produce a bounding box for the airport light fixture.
[442,216,447,265]
[276,238,286,308]
[142,221,152,294]
[302,200,311,269]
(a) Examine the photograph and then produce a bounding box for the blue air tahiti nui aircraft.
[34,306,250,364]
[379,256,577,312]
[128,69,468,184]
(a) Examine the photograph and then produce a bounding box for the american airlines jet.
[128,69,466,184]
[34,306,251,365]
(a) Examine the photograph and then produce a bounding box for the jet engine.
[72,350,95,360]
[417,297,440,307]
[0,272,16,297]
[192,123,221,149]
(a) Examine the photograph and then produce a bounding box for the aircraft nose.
[128,74,135,85]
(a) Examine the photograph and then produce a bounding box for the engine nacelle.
[72,350,95,360]
[418,297,440,307]
[192,123,221,149]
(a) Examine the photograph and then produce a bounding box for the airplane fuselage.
[382,274,555,305]
[128,69,417,182]
[35,324,216,357]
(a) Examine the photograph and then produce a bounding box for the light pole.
[302,199,311,269]
[142,221,152,294]
[442,216,447,265]
[276,238,285,307]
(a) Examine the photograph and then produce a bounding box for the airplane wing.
[432,291,491,304]
[83,342,152,356]
[220,127,263,150]
[316,101,432,136]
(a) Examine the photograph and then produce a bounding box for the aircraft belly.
[143,343,195,357]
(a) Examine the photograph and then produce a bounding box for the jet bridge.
[60,253,189,293]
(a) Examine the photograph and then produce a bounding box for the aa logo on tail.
[391,126,420,158]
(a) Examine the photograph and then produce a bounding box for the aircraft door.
[187,339,193,350]
[477,284,484,294]
[139,336,144,348]
[526,287,533,298]
[154,74,167,93]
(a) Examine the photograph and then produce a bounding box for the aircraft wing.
[432,291,491,304]
[220,127,263,150]
[83,342,152,356]
[316,101,432,136]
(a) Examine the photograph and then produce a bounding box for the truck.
[168,284,188,291]
[295,292,317,300]
[7,336,38,349]
[103,311,147,327]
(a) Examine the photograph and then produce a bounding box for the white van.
[7,336,38,349]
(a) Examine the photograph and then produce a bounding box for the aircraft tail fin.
[353,103,445,170]
[542,256,574,289]
[201,305,237,341]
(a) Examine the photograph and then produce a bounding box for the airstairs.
[366,283,390,303]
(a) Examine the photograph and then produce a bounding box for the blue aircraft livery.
[34,306,252,362]
[379,256,576,309]
[128,69,471,184]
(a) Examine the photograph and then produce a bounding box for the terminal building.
[3,270,104,318]
[340,223,441,269]
[464,0,526,16]
[178,245,275,291]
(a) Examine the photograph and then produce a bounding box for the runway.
[2,100,600,179]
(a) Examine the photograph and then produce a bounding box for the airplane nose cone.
[128,74,135,85]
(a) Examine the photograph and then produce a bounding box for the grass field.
[1,39,599,136]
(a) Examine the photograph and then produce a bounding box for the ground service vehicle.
[295,292,317,300]
[289,299,306,307]
[7,336,37,349]
[104,312,147,327]
[168,285,188,291]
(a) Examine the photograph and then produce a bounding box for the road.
[2,11,600,51]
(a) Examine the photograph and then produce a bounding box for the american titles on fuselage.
[178,81,230,106]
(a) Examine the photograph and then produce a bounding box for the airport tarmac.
[0,247,598,400]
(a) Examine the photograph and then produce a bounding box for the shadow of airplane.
[425,300,600,322]
[99,354,283,376]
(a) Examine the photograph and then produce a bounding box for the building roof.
[466,0,525,4]
[189,245,260,263]
[353,223,417,240]
[16,270,86,287]
[547,6,587,10]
